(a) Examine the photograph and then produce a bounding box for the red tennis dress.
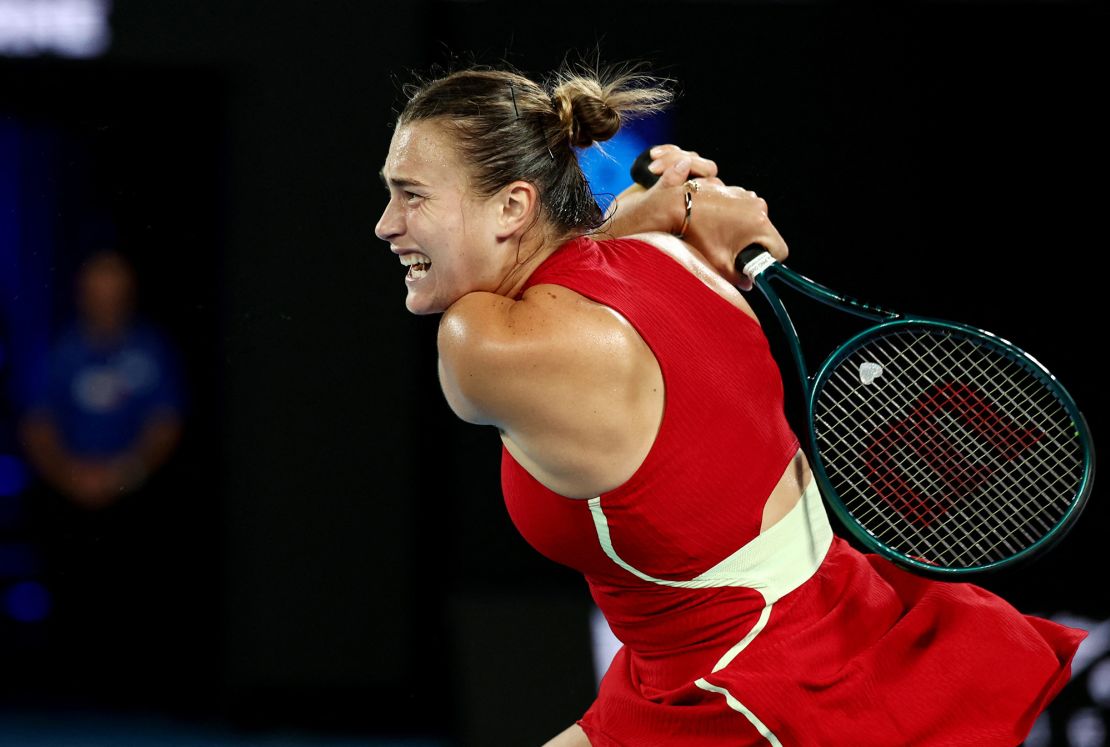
[500,235,1085,746]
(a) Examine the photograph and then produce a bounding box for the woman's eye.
[403,191,423,203]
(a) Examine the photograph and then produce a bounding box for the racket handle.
[630,148,661,189]
[738,245,768,266]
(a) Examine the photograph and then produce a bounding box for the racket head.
[807,318,1094,575]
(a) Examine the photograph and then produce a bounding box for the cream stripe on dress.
[694,678,785,747]
[587,478,832,602]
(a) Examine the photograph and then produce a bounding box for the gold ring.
[683,179,700,192]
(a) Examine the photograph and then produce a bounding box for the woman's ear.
[494,181,540,239]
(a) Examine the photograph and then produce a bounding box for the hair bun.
[552,79,621,148]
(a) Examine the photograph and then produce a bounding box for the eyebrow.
[378,169,428,189]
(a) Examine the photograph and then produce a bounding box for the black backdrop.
[1,1,1106,744]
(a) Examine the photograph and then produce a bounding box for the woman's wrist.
[602,182,686,238]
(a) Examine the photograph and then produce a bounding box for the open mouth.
[400,252,432,280]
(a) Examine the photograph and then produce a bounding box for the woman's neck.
[494,226,579,299]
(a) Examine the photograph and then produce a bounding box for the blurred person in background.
[17,249,186,702]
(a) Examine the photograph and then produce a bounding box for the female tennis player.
[374,62,1086,747]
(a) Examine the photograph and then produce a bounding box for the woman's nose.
[375,198,402,242]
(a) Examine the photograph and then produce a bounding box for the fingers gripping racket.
[736,246,1094,575]
[630,153,1095,575]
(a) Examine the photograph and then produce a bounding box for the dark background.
[0,1,1106,745]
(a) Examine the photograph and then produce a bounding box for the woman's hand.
[675,174,789,291]
[602,145,789,290]
[601,145,720,238]
[642,144,719,184]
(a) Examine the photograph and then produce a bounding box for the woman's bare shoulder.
[438,284,663,497]
[436,285,647,427]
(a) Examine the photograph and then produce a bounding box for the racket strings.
[834,344,1078,566]
[820,336,1042,554]
[822,400,1057,567]
[834,339,1074,566]
[812,326,1085,569]
[843,336,1073,540]
[919,341,1083,559]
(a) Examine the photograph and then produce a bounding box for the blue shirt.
[29,318,185,457]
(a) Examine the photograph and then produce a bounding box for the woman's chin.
[404,292,446,316]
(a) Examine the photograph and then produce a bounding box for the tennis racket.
[737,246,1094,575]
[630,155,1095,575]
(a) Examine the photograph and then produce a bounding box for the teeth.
[409,266,429,279]
[399,252,432,267]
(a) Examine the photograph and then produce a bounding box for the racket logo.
[859,362,884,385]
[863,382,1045,527]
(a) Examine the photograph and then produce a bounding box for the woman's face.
[375,119,508,315]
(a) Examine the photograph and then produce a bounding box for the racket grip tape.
[737,244,776,279]
[630,148,661,189]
